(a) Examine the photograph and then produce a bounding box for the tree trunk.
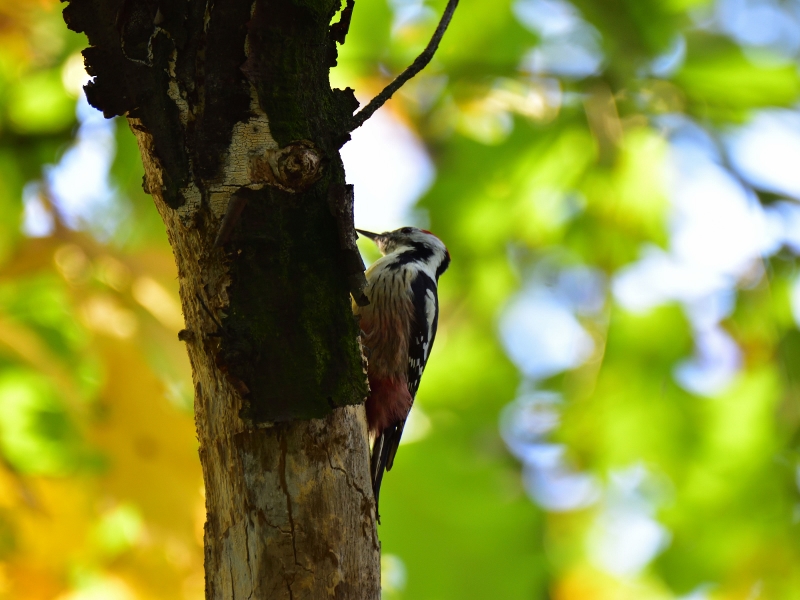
[63,0,381,597]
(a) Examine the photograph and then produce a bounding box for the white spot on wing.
[424,289,437,360]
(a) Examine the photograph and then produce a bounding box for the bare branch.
[349,0,458,131]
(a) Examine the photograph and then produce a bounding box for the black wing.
[406,272,439,399]
[372,272,440,519]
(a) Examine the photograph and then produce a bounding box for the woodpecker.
[353,226,451,520]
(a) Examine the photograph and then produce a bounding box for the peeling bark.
[63,0,380,597]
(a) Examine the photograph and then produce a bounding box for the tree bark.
[63,0,381,597]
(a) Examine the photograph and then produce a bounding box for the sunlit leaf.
[676,34,800,121]
[7,69,75,134]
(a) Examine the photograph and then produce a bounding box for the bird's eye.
[400,227,413,234]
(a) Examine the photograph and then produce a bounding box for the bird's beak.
[356,229,380,241]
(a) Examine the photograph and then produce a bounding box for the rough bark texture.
[63,0,381,597]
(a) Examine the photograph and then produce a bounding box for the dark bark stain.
[64,0,191,207]
[64,0,253,207]
[190,0,252,181]
[243,0,359,151]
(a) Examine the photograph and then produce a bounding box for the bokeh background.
[1,0,799,597]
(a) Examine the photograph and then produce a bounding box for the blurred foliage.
[0,0,798,598]
[0,2,202,598]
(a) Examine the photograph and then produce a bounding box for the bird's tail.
[370,420,406,523]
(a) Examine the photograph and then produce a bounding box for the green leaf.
[675,34,800,121]
[7,69,76,134]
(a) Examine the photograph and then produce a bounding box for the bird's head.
[357,226,451,278]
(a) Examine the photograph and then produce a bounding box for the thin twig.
[349,0,458,131]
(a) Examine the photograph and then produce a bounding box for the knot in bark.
[250,140,323,193]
